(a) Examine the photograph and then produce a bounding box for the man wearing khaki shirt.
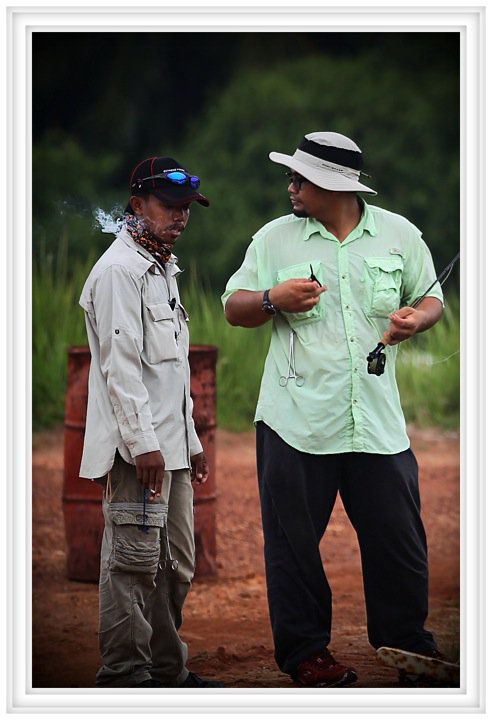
[222,132,456,688]
[80,156,223,688]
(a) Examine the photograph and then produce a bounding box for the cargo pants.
[95,452,195,687]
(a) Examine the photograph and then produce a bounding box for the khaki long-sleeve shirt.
[79,228,202,479]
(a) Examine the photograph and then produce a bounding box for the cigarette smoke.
[93,206,126,235]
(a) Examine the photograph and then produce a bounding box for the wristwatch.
[262,289,277,316]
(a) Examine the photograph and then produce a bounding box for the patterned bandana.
[125,214,172,265]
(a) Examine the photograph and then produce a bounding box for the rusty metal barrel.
[62,344,218,582]
[188,345,218,577]
[63,346,104,581]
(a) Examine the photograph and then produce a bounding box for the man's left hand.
[382,297,443,346]
[382,306,424,345]
[191,452,209,485]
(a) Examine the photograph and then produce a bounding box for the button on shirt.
[79,228,202,479]
[221,201,444,455]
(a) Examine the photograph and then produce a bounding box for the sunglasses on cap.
[132,169,201,190]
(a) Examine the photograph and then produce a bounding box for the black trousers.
[256,422,436,676]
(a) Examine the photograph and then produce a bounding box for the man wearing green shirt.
[222,131,448,687]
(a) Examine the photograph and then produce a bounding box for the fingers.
[194,460,209,484]
[304,282,327,309]
[385,317,411,344]
[384,308,422,345]
[305,282,327,301]
[191,453,209,485]
[147,467,164,499]
[274,278,326,313]
[389,314,413,330]
[392,309,419,329]
[139,468,164,500]
[298,279,327,296]
[391,306,414,319]
[135,451,165,501]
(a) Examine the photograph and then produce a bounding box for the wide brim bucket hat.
[269,131,377,195]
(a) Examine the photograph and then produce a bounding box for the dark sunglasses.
[285,171,308,191]
[133,169,200,190]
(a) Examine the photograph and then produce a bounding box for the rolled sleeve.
[221,241,260,308]
[401,236,444,307]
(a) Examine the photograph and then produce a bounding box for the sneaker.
[179,671,224,688]
[376,646,459,686]
[295,649,358,688]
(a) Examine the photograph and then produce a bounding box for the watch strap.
[262,289,277,315]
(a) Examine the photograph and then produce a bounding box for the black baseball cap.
[125,156,210,214]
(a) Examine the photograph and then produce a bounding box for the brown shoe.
[295,649,358,688]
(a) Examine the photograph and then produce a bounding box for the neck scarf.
[125,214,172,266]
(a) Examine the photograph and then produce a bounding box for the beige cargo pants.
[95,452,195,687]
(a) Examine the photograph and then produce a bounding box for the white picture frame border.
[4,2,488,716]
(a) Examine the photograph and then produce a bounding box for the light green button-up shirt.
[222,201,443,455]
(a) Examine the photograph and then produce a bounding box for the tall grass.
[32,249,460,433]
[181,268,271,431]
[396,295,460,429]
[32,239,94,429]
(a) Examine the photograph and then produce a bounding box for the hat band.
[293,149,362,180]
[298,137,363,170]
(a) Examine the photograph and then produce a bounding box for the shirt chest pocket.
[144,302,178,364]
[276,260,325,326]
[363,256,403,318]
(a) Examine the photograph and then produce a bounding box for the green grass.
[32,248,460,433]
[32,240,94,429]
[181,268,271,431]
[396,295,460,429]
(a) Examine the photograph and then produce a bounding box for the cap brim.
[152,186,210,207]
[269,151,377,195]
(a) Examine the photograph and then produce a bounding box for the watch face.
[262,302,276,315]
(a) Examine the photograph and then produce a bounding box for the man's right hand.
[135,450,165,500]
[225,279,327,328]
[269,278,326,313]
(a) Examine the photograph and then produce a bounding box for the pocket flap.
[146,302,175,322]
[277,260,322,284]
[108,502,167,528]
[364,256,403,273]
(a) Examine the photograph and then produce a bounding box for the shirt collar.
[118,227,180,275]
[302,199,377,242]
[359,199,377,237]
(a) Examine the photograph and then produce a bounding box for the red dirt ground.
[32,425,459,689]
